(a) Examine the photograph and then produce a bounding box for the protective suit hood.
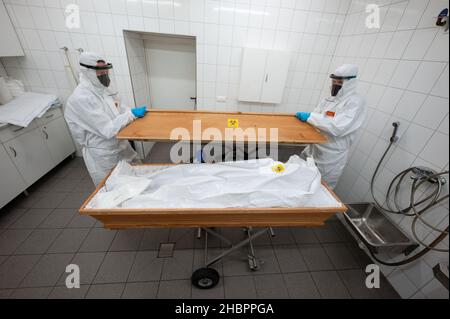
[330,64,358,100]
[79,52,110,92]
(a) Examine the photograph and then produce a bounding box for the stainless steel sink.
[344,203,418,255]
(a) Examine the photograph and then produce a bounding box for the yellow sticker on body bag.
[271,164,285,174]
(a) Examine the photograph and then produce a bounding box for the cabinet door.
[238,48,268,102]
[0,144,26,209]
[41,117,75,165]
[4,129,54,186]
[260,50,291,104]
[0,1,24,57]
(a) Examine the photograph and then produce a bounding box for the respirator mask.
[80,60,113,88]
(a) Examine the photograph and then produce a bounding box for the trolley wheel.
[191,268,220,289]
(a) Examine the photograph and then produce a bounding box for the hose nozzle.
[390,122,400,143]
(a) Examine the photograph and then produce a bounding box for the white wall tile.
[403,28,438,61]
[393,91,426,121]
[399,123,434,156]
[419,131,449,168]
[389,60,420,89]
[413,95,449,130]
[408,61,446,94]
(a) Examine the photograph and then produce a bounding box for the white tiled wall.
[0,0,448,299]
[333,0,449,299]
[0,0,351,112]
[124,31,151,107]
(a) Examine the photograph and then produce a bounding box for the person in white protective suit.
[295,64,367,189]
[64,52,147,186]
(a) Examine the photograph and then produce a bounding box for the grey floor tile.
[48,285,90,299]
[330,219,356,242]
[191,279,225,299]
[20,254,73,288]
[299,244,334,271]
[58,252,106,286]
[313,223,343,243]
[15,229,61,255]
[378,274,401,299]
[10,209,53,229]
[67,214,96,228]
[39,209,77,229]
[139,229,170,250]
[128,251,164,282]
[0,255,7,266]
[0,229,32,255]
[0,255,41,289]
[345,242,374,268]
[86,283,125,299]
[223,246,280,277]
[220,228,246,244]
[311,271,351,299]
[109,229,144,251]
[194,229,223,249]
[47,228,90,253]
[31,193,69,209]
[93,251,136,284]
[64,168,89,180]
[0,208,26,229]
[270,227,296,245]
[14,192,46,209]
[72,180,96,193]
[48,179,79,193]
[161,249,194,281]
[254,274,289,299]
[274,245,308,273]
[224,276,257,299]
[169,228,195,249]
[338,269,381,299]
[283,272,321,299]
[79,228,117,252]
[291,228,319,244]
[251,228,272,246]
[122,282,159,299]
[57,193,91,209]
[9,287,52,299]
[0,289,13,299]
[323,243,360,270]
[157,280,191,299]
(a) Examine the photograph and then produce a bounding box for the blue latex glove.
[132,106,147,118]
[295,112,311,122]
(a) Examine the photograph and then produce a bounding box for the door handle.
[265,74,269,82]
[190,97,197,101]
[9,146,17,157]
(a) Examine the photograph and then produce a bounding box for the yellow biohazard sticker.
[228,119,239,128]
[272,164,285,174]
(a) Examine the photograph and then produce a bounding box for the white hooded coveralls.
[64,52,137,186]
[302,64,367,189]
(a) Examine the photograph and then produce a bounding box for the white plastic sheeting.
[87,156,342,209]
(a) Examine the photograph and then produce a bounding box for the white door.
[0,144,26,209]
[238,48,268,102]
[4,128,54,186]
[41,117,75,165]
[145,35,196,110]
[260,51,291,104]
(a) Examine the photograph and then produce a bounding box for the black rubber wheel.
[191,268,220,289]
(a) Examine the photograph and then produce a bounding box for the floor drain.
[158,243,175,258]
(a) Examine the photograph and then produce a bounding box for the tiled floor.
[0,145,400,299]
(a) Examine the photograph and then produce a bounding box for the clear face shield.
[329,74,356,96]
[80,60,115,88]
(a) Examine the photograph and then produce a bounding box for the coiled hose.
[368,123,449,266]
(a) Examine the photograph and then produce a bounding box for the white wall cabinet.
[238,48,290,104]
[0,0,24,57]
[0,107,76,209]
[0,144,26,208]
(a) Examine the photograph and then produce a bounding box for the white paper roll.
[0,77,13,105]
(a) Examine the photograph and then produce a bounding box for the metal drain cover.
[158,243,175,258]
